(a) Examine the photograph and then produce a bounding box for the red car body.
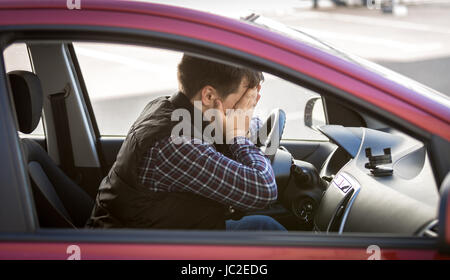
[0,0,449,260]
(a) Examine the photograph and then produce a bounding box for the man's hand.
[215,86,260,141]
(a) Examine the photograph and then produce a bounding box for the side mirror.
[304,97,326,128]
[439,172,450,254]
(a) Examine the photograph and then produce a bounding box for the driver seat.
[8,70,94,228]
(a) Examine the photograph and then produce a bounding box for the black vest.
[86,92,227,229]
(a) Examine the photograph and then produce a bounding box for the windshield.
[242,14,450,108]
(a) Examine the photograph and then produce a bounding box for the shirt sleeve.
[139,135,278,211]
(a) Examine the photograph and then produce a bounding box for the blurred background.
[148,0,450,95]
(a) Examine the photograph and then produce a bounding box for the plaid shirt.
[138,134,277,211]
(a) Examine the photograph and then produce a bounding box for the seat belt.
[28,161,76,229]
[49,88,78,181]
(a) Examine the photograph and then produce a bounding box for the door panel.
[0,229,444,260]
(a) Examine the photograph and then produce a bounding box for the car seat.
[8,70,94,228]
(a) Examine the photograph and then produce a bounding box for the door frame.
[0,22,448,258]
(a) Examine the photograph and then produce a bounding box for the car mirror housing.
[304,97,326,129]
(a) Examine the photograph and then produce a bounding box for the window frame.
[59,30,444,183]
[0,26,445,256]
[70,42,329,141]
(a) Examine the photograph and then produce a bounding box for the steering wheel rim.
[257,108,286,160]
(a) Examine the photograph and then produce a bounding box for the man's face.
[194,77,260,115]
[218,78,258,112]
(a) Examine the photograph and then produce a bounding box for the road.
[260,2,450,95]
[146,0,450,95]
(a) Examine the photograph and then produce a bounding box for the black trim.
[430,135,450,185]
[323,97,367,128]
[49,91,77,179]
[0,229,440,250]
[438,172,450,253]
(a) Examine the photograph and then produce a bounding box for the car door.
[0,40,444,260]
[0,1,449,260]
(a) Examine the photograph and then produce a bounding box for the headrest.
[8,71,43,134]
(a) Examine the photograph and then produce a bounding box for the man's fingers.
[246,88,258,108]
[214,99,224,112]
[234,87,258,110]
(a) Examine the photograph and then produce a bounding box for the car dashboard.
[314,125,439,235]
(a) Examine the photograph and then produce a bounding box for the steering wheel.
[227,108,286,220]
[256,108,286,160]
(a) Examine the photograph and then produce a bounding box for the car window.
[3,43,45,136]
[6,39,437,239]
[73,42,327,141]
[255,73,327,140]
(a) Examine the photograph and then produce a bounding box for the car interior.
[2,39,443,238]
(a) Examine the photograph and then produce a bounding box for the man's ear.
[200,85,219,108]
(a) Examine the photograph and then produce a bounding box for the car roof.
[0,0,449,139]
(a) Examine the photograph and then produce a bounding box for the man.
[87,54,285,231]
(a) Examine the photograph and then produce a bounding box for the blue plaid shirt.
[138,132,277,211]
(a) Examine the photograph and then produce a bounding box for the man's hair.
[177,54,264,99]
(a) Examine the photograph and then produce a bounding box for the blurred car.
[0,0,449,260]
